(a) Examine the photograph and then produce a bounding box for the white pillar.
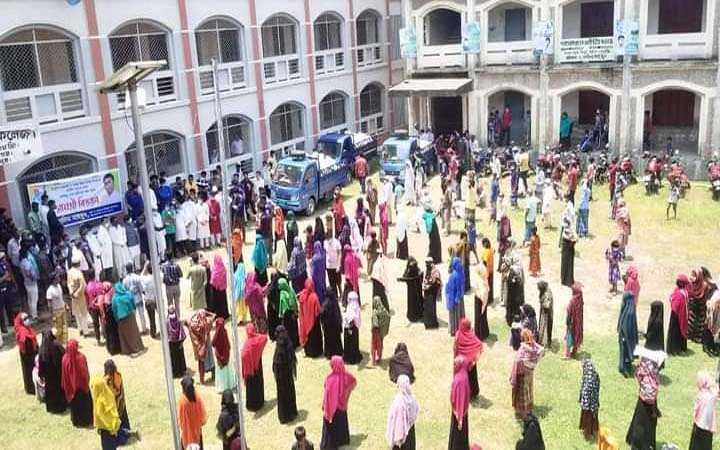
[538,0,550,151]
[713,34,720,152]
[426,97,432,130]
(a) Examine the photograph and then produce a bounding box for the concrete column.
[408,97,415,133]
[538,0,550,151]
[713,35,720,152]
[426,97,432,130]
[619,0,636,155]
[466,0,476,71]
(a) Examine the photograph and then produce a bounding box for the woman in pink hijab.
[667,274,689,355]
[244,271,268,334]
[342,244,362,307]
[386,374,419,449]
[321,356,357,448]
[208,255,229,319]
[624,265,641,306]
[690,370,718,449]
[449,356,470,450]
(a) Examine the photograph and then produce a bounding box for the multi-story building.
[397,0,719,176]
[0,0,407,226]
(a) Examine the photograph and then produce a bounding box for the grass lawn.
[0,173,718,449]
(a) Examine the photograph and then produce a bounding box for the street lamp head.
[98,60,166,94]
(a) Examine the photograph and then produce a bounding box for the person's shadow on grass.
[348,433,368,449]
[253,398,278,419]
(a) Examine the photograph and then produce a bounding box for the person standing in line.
[576,179,591,238]
[112,280,144,356]
[501,106,512,147]
[241,323,267,412]
[510,329,545,419]
[578,358,600,441]
[324,216,342,299]
[667,274,690,355]
[208,189,222,247]
[446,257,466,336]
[617,292,638,377]
[565,283,584,359]
[689,371,718,449]
[625,347,666,450]
[370,295,391,367]
[354,154,369,194]
[108,216,130,280]
[454,318,483,400]
[124,216,141,270]
[47,200,65,245]
[321,356,357,449]
[560,202,577,288]
[273,325,299,424]
[167,304,188,378]
[140,261,158,338]
[162,200,178,259]
[67,256,90,338]
[448,356,471,450]
[61,338,93,427]
[39,329,67,414]
[197,191,212,250]
[14,312,38,395]
[162,252,184,317]
[523,191,540,246]
[187,253,208,311]
[46,272,68,344]
[386,374,419,450]
[19,247,40,321]
[178,375,208,449]
[123,262,148,335]
[95,221,115,282]
[536,281,553,347]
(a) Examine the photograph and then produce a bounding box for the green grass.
[0,175,718,449]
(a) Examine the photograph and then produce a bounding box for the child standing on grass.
[605,240,624,294]
[528,226,541,277]
[667,181,680,220]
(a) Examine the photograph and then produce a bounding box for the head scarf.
[520,304,538,338]
[445,257,465,311]
[348,216,364,252]
[210,255,227,291]
[422,208,435,234]
[111,281,136,321]
[39,329,60,363]
[343,245,361,292]
[231,229,244,263]
[251,239,268,273]
[706,290,720,339]
[61,339,90,402]
[372,295,391,338]
[287,237,306,279]
[216,390,240,440]
[395,210,408,240]
[670,274,689,338]
[273,240,288,274]
[167,304,186,342]
[323,356,357,422]
[389,343,415,383]
[243,272,265,317]
[311,241,327,300]
[273,207,285,238]
[91,374,121,434]
[688,268,707,300]
[241,323,267,380]
[634,349,662,403]
[371,255,389,288]
[454,318,483,362]
[617,291,638,363]
[645,301,665,351]
[511,333,545,386]
[694,371,718,432]
[212,318,231,367]
[233,263,246,302]
[272,325,297,379]
[343,291,362,329]
[451,356,471,424]
[567,283,584,347]
[579,359,600,413]
[14,312,37,353]
[518,413,546,450]
[386,374,419,448]
[277,277,297,318]
[314,216,326,243]
[188,310,213,360]
[624,265,641,305]
[298,278,321,346]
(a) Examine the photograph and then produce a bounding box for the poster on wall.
[0,127,43,167]
[533,20,555,55]
[615,19,639,56]
[558,36,614,63]
[27,169,124,226]
[462,21,481,54]
[399,27,417,58]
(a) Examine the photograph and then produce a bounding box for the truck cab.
[379,130,434,185]
[272,131,369,215]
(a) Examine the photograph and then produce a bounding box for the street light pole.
[211,59,248,450]
[128,81,182,450]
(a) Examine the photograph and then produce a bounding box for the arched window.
[125,132,184,181]
[261,16,297,58]
[314,13,343,51]
[195,18,245,92]
[319,92,347,130]
[0,26,84,123]
[206,116,253,162]
[360,84,384,135]
[109,21,174,103]
[19,153,95,211]
[269,103,305,148]
[424,9,462,45]
[356,11,383,66]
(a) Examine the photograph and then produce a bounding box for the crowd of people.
[2,126,719,449]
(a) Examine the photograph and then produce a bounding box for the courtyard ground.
[0,172,718,449]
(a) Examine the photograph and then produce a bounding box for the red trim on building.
[385,0,394,128]
[348,0,360,130]
[304,0,319,137]
[249,0,269,153]
[83,0,118,168]
[177,0,204,169]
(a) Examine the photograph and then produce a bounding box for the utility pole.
[211,59,248,450]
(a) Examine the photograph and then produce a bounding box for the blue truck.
[379,130,434,185]
[271,131,376,215]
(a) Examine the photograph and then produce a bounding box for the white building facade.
[0,0,407,226]
[400,0,719,177]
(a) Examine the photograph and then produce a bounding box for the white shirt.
[525,195,540,223]
[46,284,65,311]
[324,238,342,270]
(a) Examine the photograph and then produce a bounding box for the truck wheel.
[306,197,316,216]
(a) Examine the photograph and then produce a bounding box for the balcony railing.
[198,61,247,95]
[418,44,465,69]
[641,32,711,60]
[485,40,535,65]
[270,136,306,158]
[263,55,301,85]
[2,83,85,124]
[315,49,345,75]
[356,44,383,68]
[558,36,614,63]
[116,70,176,109]
[360,113,384,137]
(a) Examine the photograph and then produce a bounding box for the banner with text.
[615,19,639,56]
[462,22,482,54]
[533,21,555,55]
[27,169,124,226]
[399,27,417,59]
[0,127,43,167]
[558,37,614,63]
